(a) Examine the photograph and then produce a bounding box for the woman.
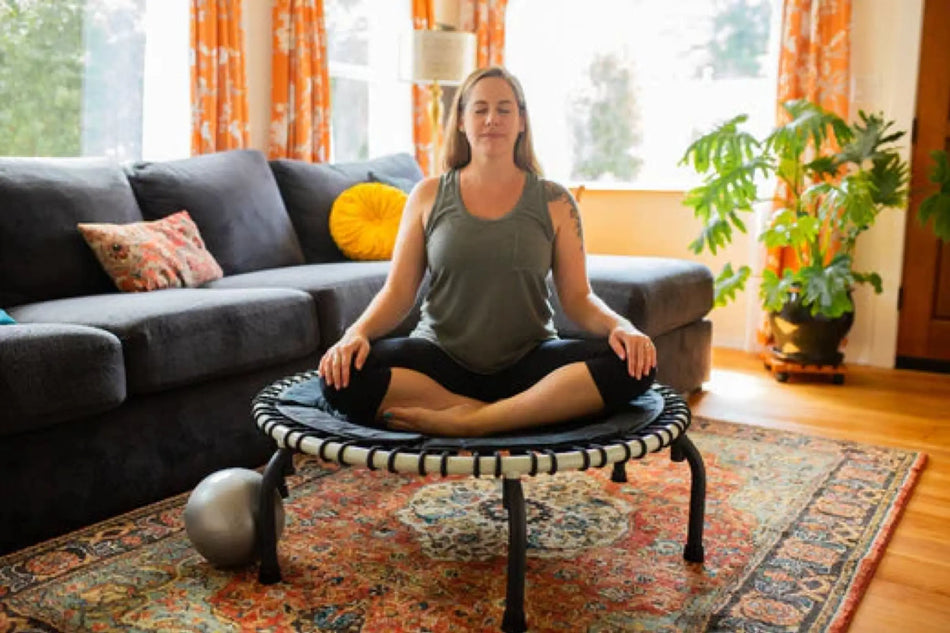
[318,66,656,437]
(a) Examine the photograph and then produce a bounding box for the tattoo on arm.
[544,181,584,251]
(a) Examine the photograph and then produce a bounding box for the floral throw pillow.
[78,210,223,292]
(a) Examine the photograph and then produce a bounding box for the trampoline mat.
[275,377,665,452]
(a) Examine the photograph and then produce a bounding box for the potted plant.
[679,99,950,367]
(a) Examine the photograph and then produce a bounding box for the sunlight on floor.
[702,367,768,401]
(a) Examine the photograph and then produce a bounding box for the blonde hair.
[441,66,542,175]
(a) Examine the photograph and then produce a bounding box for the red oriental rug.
[0,418,925,632]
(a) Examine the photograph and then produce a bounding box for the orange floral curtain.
[412,0,437,176]
[190,0,249,155]
[269,0,332,162]
[765,0,851,275]
[459,0,508,67]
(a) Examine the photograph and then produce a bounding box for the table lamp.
[402,29,477,169]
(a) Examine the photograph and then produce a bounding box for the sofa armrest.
[550,255,714,338]
[0,323,126,435]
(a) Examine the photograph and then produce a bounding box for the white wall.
[243,0,273,154]
[848,0,924,366]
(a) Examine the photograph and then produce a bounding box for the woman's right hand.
[318,330,371,389]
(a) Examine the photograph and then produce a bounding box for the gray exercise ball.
[184,467,285,568]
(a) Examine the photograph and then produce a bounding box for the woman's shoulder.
[406,175,442,201]
[537,178,574,206]
[423,173,447,187]
[407,175,444,225]
[536,178,582,236]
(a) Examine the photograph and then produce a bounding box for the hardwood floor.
[688,348,950,632]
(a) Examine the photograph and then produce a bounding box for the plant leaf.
[838,111,905,166]
[760,209,820,248]
[920,193,950,241]
[837,173,877,228]
[713,263,751,307]
[853,270,883,294]
[679,114,755,173]
[868,153,909,208]
[806,155,838,176]
[768,100,850,163]
[760,268,799,312]
[798,254,855,317]
[930,149,950,187]
[680,114,768,256]
[690,216,734,255]
[919,150,950,241]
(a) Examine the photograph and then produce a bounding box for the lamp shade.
[401,30,477,85]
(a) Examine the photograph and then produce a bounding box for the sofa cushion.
[8,288,319,394]
[331,153,424,183]
[550,255,714,338]
[269,160,358,263]
[369,170,416,194]
[0,323,126,435]
[269,153,424,264]
[205,262,424,346]
[0,157,145,308]
[125,149,304,276]
[78,210,224,291]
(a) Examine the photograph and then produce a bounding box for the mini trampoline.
[252,369,706,633]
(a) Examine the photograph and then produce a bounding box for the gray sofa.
[0,149,713,554]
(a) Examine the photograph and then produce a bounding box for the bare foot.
[384,402,488,437]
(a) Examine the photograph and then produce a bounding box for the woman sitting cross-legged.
[318,65,656,438]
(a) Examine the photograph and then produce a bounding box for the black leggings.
[320,337,656,425]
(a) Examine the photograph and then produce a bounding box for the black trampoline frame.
[252,370,706,633]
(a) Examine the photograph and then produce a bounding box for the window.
[506,0,781,188]
[0,0,189,161]
[325,0,413,163]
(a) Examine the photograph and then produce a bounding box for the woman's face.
[459,76,525,159]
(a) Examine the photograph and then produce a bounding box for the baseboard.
[895,356,950,374]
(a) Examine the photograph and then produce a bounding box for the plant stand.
[761,350,846,384]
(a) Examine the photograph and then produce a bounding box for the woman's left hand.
[608,326,657,379]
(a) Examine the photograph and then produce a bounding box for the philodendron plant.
[920,148,950,241]
[679,99,950,319]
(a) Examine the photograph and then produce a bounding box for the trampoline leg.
[258,447,294,584]
[501,477,527,633]
[671,433,706,563]
[610,460,628,483]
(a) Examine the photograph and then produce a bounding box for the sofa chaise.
[0,149,713,554]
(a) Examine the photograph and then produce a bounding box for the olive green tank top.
[410,169,558,373]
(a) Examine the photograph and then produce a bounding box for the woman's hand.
[318,330,371,389]
[608,326,657,379]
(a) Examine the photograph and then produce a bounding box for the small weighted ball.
[184,467,285,568]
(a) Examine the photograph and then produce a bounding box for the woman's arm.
[320,177,436,387]
[346,177,435,339]
[545,181,656,378]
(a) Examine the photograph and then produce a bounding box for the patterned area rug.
[0,418,925,633]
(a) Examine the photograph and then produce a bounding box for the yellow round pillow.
[329,182,408,260]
